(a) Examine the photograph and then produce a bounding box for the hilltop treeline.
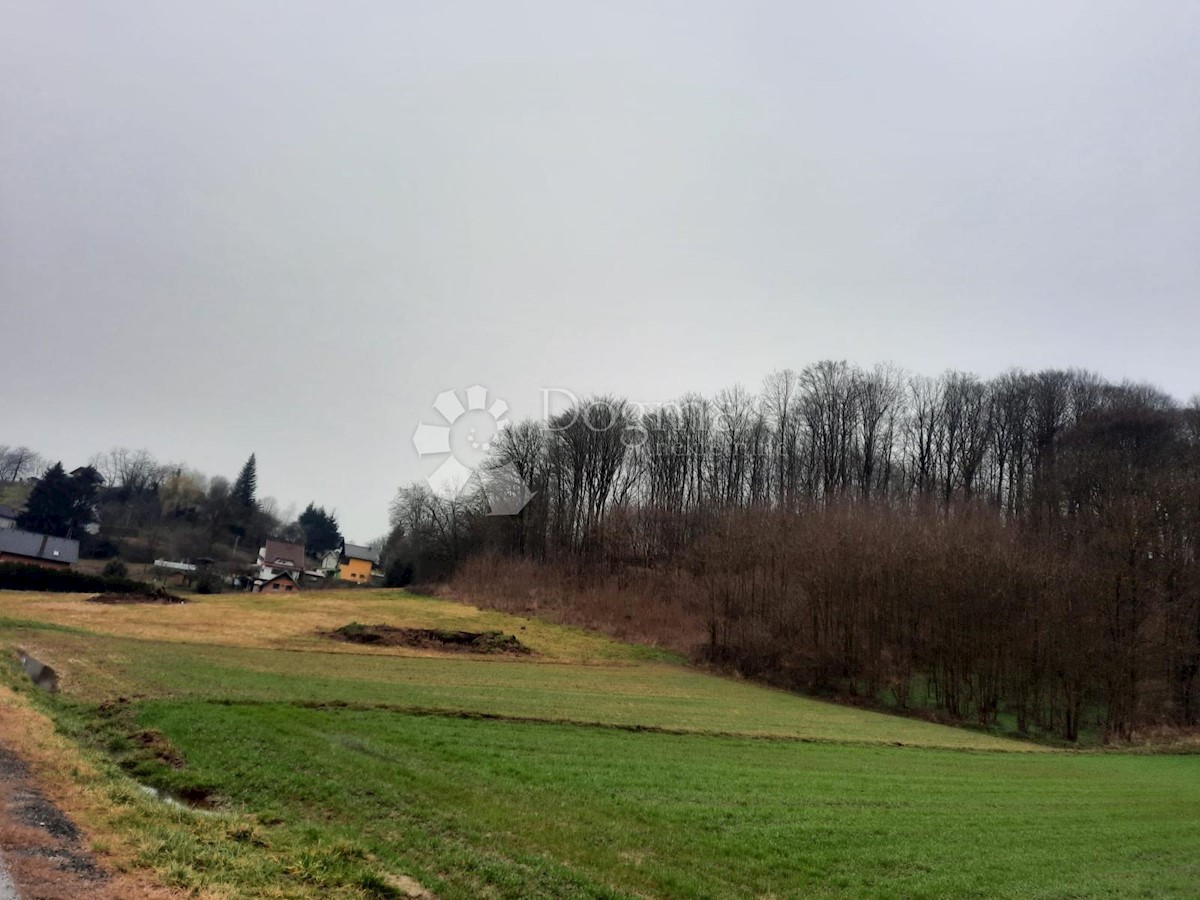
[393,364,1200,741]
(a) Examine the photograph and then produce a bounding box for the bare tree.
[854,364,903,499]
[91,447,163,495]
[906,375,943,498]
[0,446,44,482]
[799,361,857,500]
[762,369,802,507]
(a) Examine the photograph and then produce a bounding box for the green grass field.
[2,589,1198,898]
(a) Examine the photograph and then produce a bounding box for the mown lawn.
[2,589,1198,898]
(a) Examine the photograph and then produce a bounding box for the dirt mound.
[88,587,188,605]
[328,623,532,655]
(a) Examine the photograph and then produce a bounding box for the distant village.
[0,500,383,593]
[147,538,382,593]
[0,446,394,592]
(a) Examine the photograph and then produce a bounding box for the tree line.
[390,364,1200,740]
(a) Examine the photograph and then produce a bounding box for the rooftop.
[261,539,305,569]
[0,529,80,565]
[342,543,380,565]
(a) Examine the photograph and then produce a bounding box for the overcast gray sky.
[3,1,1198,540]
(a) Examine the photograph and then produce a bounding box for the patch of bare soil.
[383,871,436,898]
[129,729,187,771]
[87,587,188,605]
[0,744,177,899]
[326,623,532,655]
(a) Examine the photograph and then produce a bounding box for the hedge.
[0,562,151,594]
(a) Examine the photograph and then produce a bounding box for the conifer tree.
[17,462,101,537]
[298,502,342,557]
[232,453,258,509]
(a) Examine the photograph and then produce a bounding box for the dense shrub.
[193,572,222,594]
[81,535,120,559]
[0,562,150,594]
[384,559,414,588]
[101,558,129,578]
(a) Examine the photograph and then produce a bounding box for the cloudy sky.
[3,1,1198,540]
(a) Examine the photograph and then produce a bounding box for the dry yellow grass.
[0,588,657,664]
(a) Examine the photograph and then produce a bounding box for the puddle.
[136,783,217,812]
[16,649,59,693]
[136,784,190,810]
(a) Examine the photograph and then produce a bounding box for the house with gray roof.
[0,529,80,569]
[323,542,380,583]
[342,543,380,565]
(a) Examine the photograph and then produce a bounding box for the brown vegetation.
[421,365,1200,743]
[451,555,704,655]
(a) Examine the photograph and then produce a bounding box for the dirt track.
[0,742,176,900]
[0,742,109,899]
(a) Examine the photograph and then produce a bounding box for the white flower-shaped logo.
[413,384,509,493]
[412,385,534,515]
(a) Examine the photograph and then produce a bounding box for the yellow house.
[338,543,379,583]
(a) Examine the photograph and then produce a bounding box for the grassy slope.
[1,589,1032,751]
[0,482,29,510]
[1,589,1198,898]
[13,630,1033,751]
[140,703,1200,899]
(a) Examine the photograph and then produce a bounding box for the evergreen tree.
[232,453,258,509]
[17,462,101,538]
[298,502,342,557]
